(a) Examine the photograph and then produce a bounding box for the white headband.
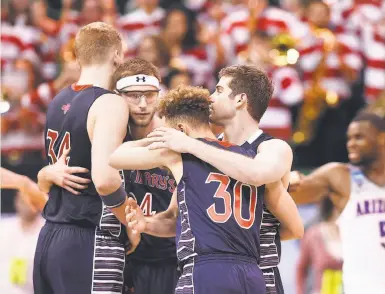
[116,75,160,91]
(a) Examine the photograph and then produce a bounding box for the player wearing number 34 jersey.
[110,86,302,294]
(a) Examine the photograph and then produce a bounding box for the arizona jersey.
[123,134,177,263]
[241,130,282,269]
[337,166,385,294]
[43,84,122,234]
[176,138,264,264]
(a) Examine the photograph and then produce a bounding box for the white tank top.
[337,166,385,294]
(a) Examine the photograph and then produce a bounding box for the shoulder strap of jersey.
[248,132,275,152]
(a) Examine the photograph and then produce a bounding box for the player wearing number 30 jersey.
[110,87,302,294]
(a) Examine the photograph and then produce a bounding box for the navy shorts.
[262,267,284,294]
[33,222,126,294]
[124,259,179,294]
[176,255,266,294]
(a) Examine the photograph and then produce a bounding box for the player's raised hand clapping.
[147,127,193,153]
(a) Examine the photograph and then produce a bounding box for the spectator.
[296,197,343,294]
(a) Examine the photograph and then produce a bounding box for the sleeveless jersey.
[176,138,264,264]
[43,85,122,235]
[123,134,177,263]
[337,166,385,294]
[241,130,282,269]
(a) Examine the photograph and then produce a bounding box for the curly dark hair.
[158,86,211,127]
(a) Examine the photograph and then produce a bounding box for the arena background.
[1,0,384,293]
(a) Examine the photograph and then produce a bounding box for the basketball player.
[1,167,47,211]
[147,65,300,294]
[290,111,385,294]
[112,59,178,294]
[37,59,179,294]
[111,86,303,293]
[33,22,139,294]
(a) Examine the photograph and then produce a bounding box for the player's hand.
[147,127,193,153]
[125,225,141,255]
[125,200,146,235]
[47,148,91,195]
[288,171,304,192]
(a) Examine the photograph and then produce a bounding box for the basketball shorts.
[176,255,266,294]
[262,267,284,294]
[33,222,126,294]
[124,258,179,294]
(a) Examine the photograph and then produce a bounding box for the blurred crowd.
[1,1,385,293]
[1,0,385,196]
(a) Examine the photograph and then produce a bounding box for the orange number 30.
[206,173,258,229]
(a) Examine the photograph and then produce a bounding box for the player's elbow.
[93,175,122,195]
[288,222,305,240]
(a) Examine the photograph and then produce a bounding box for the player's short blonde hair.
[75,22,122,66]
[158,86,211,127]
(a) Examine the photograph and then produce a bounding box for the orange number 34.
[206,173,258,229]
[46,129,71,164]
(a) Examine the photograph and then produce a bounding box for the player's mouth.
[134,113,151,117]
[348,151,360,161]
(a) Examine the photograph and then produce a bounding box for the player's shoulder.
[321,162,349,174]
[258,138,292,154]
[90,92,127,111]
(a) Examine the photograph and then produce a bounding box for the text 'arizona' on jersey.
[43,84,117,229]
[176,138,264,264]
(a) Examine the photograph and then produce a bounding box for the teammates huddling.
[34,21,306,294]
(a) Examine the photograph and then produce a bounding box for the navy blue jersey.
[242,132,282,269]
[42,85,119,230]
[176,138,264,263]
[123,133,177,263]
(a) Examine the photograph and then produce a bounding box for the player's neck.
[129,120,157,140]
[363,154,385,179]
[77,65,114,90]
[189,127,216,140]
[223,113,260,145]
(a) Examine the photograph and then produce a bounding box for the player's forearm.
[265,183,304,240]
[37,166,55,193]
[187,139,283,186]
[0,168,25,190]
[110,197,131,226]
[280,224,303,241]
[290,177,329,205]
[144,211,177,237]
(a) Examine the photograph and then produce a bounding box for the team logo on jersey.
[61,103,71,114]
[136,76,146,82]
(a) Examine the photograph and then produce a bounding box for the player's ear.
[113,49,123,67]
[177,123,187,134]
[236,93,247,109]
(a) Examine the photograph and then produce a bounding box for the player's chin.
[348,155,362,166]
[132,115,153,126]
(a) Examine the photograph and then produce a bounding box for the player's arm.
[126,191,178,238]
[148,128,292,186]
[265,180,304,240]
[88,93,130,225]
[37,149,91,194]
[109,144,181,173]
[289,163,343,205]
[1,168,48,211]
[187,138,292,186]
